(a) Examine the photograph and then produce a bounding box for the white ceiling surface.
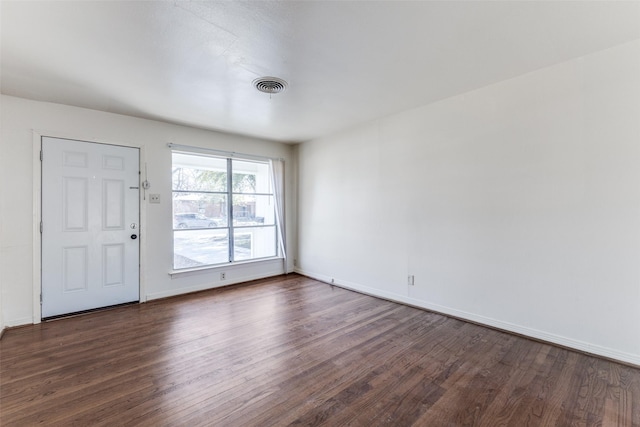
[2,1,639,143]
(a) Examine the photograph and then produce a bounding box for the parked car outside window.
[174,213,219,229]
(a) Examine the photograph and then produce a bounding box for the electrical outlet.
[293,258,297,267]
[408,275,415,286]
[220,272,226,280]
[149,194,160,203]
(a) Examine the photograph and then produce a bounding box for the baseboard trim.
[147,269,285,301]
[4,316,35,329]
[294,268,640,367]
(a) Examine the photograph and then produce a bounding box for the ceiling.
[2,1,639,143]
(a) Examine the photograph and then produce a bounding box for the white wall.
[0,175,3,334]
[0,126,4,332]
[296,40,640,365]
[0,95,296,327]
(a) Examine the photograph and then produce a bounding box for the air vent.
[253,77,288,94]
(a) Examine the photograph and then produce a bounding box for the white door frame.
[32,130,147,323]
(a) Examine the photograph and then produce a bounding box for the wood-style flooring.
[1,274,639,426]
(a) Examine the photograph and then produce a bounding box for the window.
[172,152,278,270]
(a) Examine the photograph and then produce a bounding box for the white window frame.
[171,150,281,271]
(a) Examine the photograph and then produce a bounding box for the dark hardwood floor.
[1,274,639,426]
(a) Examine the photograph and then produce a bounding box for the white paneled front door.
[41,137,140,318]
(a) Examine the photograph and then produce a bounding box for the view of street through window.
[172,153,276,269]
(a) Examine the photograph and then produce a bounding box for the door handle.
[131,234,138,240]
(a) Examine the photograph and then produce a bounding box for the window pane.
[173,193,228,228]
[172,152,280,269]
[173,153,227,192]
[173,229,229,269]
[232,194,274,226]
[233,226,277,261]
[232,160,271,194]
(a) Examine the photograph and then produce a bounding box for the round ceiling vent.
[253,76,288,94]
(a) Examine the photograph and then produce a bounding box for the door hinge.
[40,221,43,234]
[40,151,43,161]
[40,294,42,304]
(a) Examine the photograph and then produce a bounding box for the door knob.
[131,234,138,240]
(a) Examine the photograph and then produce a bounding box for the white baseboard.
[146,269,285,301]
[4,316,35,328]
[294,267,640,367]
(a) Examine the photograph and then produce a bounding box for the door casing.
[32,130,147,323]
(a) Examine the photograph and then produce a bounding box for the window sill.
[168,256,284,278]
